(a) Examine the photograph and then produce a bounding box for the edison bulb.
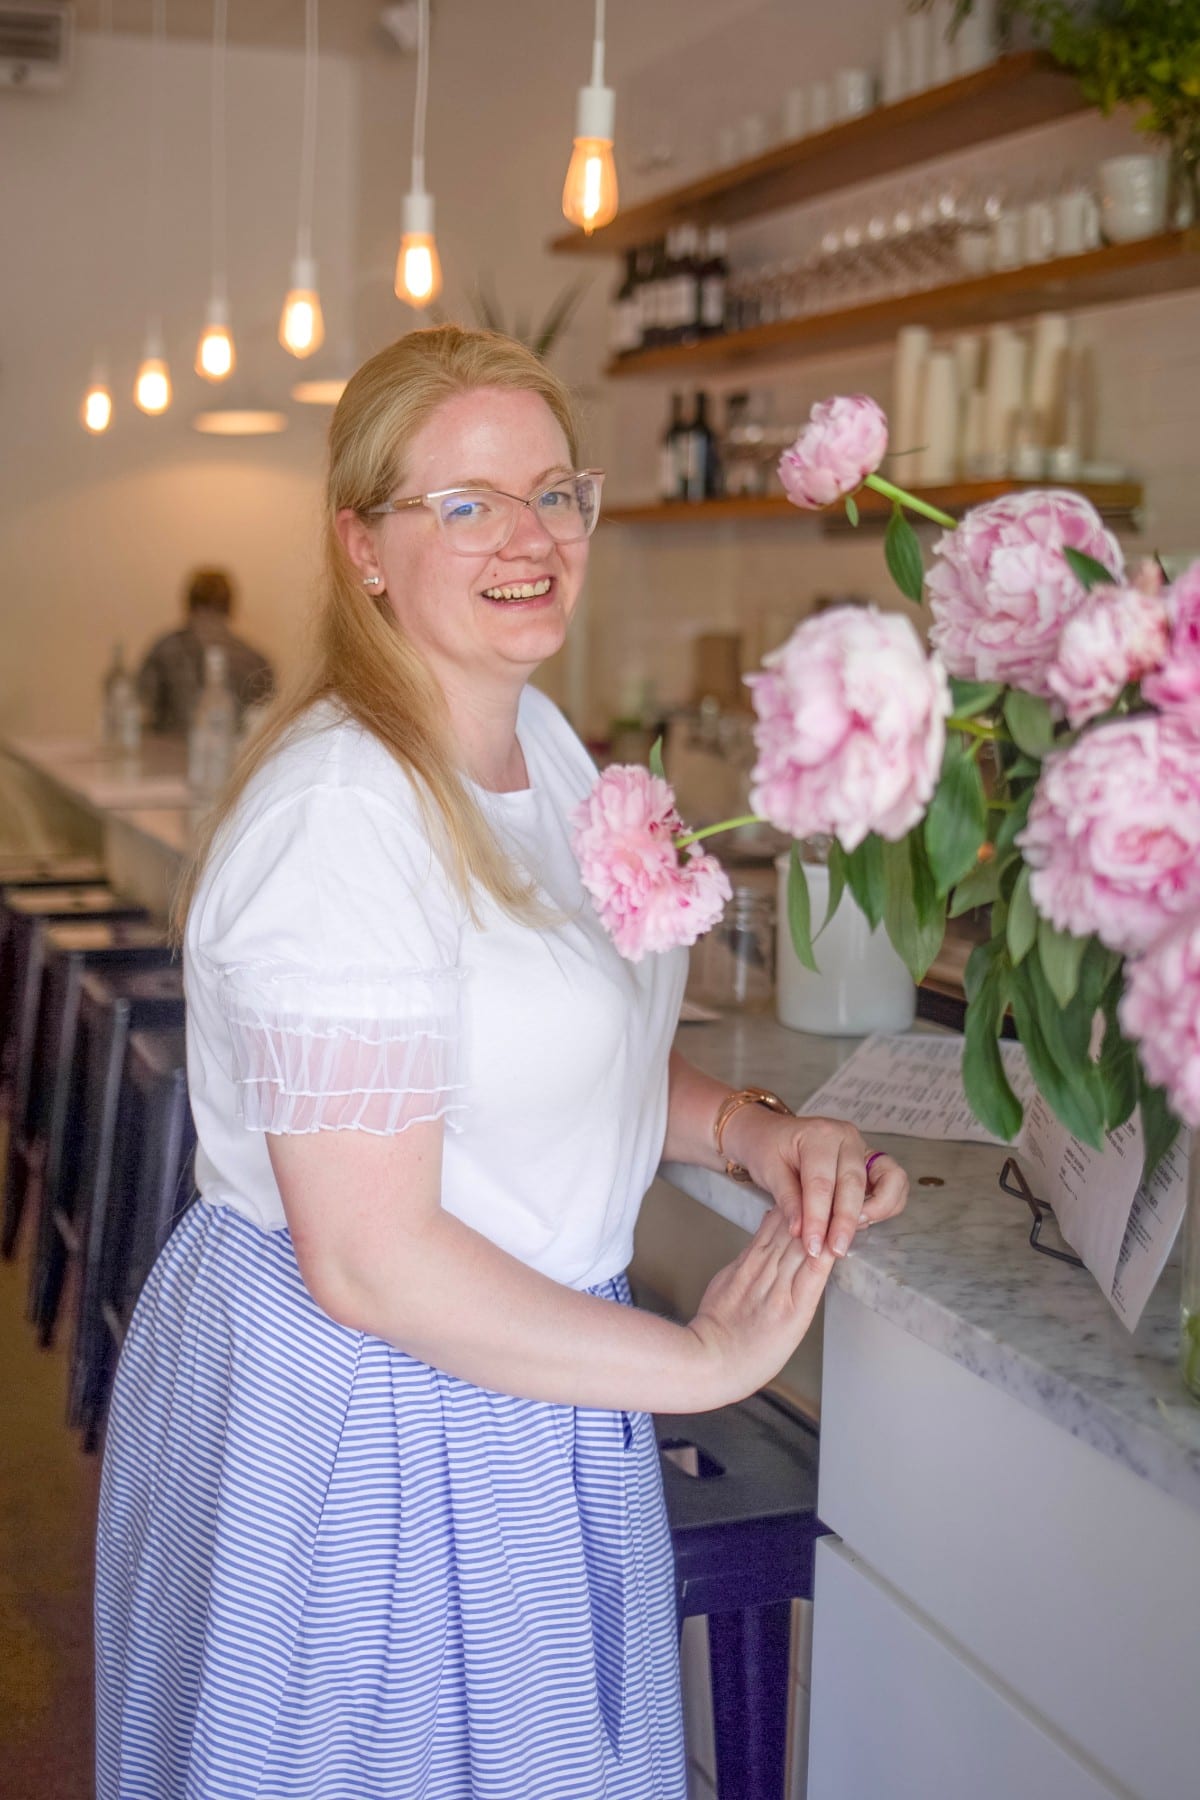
[196,301,236,381]
[134,356,172,415]
[81,377,113,434]
[279,254,325,358]
[394,192,443,308]
[562,136,619,235]
[395,233,442,307]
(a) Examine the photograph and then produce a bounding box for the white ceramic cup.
[991,210,1024,271]
[739,112,768,158]
[1055,186,1099,256]
[834,67,874,119]
[1022,198,1057,264]
[1098,154,1168,243]
[775,855,917,1038]
[808,80,831,133]
[781,85,807,140]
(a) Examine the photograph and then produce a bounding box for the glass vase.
[1180,1133,1200,1401]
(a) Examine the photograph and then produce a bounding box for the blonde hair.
[173,325,582,940]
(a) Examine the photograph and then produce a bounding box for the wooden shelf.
[550,53,1085,258]
[604,480,1144,529]
[602,231,1200,377]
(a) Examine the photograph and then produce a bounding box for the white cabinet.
[809,1284,1200,1799]
[808,1538,1123,1800]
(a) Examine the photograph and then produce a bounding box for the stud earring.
[362,575,383,588]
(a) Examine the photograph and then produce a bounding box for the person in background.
[136,566,275,734]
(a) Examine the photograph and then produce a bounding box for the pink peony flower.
[1018,714,1200,957]
[1143,560,1200,719]
[927,490,1124,697]
[1120,909,1200,1129]
[1045,581,1170,728]
[745,605,950,850]
[777,395,889,509]
[571,765,732,963]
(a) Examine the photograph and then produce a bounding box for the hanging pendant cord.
[143,0,166,335]
[591,0,606,88]
[411,0,430,194]
[297,0,319,261]
[210,0,228,298]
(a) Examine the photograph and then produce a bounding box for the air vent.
[0,3,72,92]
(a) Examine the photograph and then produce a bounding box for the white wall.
[0,30,358,733]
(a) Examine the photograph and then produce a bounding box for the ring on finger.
[864,1150,886,1182]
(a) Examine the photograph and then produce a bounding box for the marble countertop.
[668,1010,1200,1518]
[5,735,198,858]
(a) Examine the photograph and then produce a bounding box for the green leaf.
[1036,917,1087,1009]
[1098,995,1139,1134]
[1138,1076,1182,1186]
[884,505,926,605]
[844,492,859,527]
[948,677,1004,720]
[1009,961,1106,1149]
[948,851,1003,918]
[818,841,847,940]
[1004,690,1056,760]
[648,736,665,779]
[993,787,1033,860]
[881,834,946,983]
[786,845,818,973]
[843,835,885,932]
[1006,864,1038,966]
[924,739,988,896]
[1064,545,1119,591]
[962,946,1023,1142]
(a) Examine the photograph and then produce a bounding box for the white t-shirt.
[184,685,687,1290]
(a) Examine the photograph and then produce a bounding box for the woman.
[95,326,908,1800]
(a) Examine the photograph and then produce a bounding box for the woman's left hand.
[720,1108,909,1260]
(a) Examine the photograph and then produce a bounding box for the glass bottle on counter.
[188,644,237,797]
[102,643,142,756]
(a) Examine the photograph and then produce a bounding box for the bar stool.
[74,1025,195,1451]
[0,887,148,1250]
[0,862,109,1051]
[655,1393,828,1800]
[59,967,185,1438]
[23,920,173,1340]
[0,852,107,887]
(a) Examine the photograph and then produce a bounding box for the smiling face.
[338,385,589,710]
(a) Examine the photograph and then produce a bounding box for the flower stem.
[676,814,764,849]
[946,713,1011,742]
[864,473,957,530]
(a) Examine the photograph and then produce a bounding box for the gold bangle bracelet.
[713,1085,794,1183]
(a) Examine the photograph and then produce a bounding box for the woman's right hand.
[686,1205,837,1407]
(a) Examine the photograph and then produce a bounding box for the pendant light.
[279,0,325,357]
[135,0,172,414]
[562,0,618,236]
[81,357,114,434]
[80,3,114,432]
[394,0,442,309]
[196,0,235,380]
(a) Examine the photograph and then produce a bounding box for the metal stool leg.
[708,1599,792,1800]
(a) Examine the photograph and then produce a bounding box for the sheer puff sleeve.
[198,783,467,1137]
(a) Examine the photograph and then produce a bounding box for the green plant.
[430,274,591,360]
[925,2,1200,167]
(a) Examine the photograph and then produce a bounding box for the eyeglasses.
[367,469,605,557]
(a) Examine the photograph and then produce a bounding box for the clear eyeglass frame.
[366,468,606,556]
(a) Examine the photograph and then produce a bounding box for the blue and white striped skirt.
[95,1200,687,1799]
